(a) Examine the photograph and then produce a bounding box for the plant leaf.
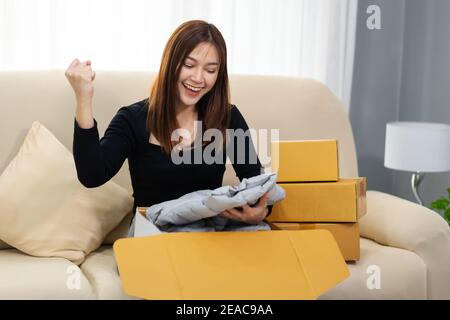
[431,198,449,210]
[444,208,450,226]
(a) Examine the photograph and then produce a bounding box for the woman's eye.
[183,63,216,73]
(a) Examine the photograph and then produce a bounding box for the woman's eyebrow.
[186,56,219,66]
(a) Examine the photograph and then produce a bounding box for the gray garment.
[146,172,285,232]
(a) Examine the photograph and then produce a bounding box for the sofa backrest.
[0,71,358,249]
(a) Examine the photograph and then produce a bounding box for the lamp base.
[411,172,424,206]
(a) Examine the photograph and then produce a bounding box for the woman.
[65,20,271,226]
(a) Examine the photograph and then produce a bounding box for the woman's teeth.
[184,83,202,92]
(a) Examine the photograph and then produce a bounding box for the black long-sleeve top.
[73,99,270,215]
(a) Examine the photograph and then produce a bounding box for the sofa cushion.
[0,249,95,299]
[361,190,450,299]
[80,246,139,299]
[0,239,11,250]
[319,238,427,299]
[103,212,133,245]
[0,121,133,265]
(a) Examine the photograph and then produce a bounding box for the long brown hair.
[146,20,231,155]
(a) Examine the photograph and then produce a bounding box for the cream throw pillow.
[0,121,133,265]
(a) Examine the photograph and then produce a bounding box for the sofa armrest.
[360,190,450,299]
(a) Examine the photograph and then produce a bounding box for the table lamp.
[384,122,450,205]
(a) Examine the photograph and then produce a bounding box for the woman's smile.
[183,82,204,97]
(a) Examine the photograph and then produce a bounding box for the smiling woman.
[148,21,229,155]
[68,20,272,226]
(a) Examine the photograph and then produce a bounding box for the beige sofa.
[1,71,449,300]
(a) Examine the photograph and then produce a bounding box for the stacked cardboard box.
[267,140,366,261]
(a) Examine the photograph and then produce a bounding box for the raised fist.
[65,58,96,102]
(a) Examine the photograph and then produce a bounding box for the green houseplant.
[430,188,450,226]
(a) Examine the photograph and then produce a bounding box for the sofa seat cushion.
[80,246,138,300]
[319,238,427,299]
[0,249,95,299]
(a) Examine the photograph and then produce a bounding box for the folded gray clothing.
[146,172,285,232]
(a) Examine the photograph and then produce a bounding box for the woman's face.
[176,42,220,110]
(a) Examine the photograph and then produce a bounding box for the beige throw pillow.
[0,121,133,265]
[0,239,11,249]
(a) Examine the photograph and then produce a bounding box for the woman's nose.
[191,68,204,84]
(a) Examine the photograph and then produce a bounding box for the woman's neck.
[175,104,198,126]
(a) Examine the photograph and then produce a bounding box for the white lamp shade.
[384,122,450,172]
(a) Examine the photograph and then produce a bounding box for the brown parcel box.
[113,230,349,300]
[271,140,339,182]
[268,178,367,223]
[272,223,360,261]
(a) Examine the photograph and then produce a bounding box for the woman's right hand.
[65,58,96,102]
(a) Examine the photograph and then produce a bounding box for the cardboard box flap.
[113,230,349,300]
[115,233,182,299]
[286,230,350,295]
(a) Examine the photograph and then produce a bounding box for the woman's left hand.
[219,192,269,225]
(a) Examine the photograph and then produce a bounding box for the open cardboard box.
[113,208,350,300]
